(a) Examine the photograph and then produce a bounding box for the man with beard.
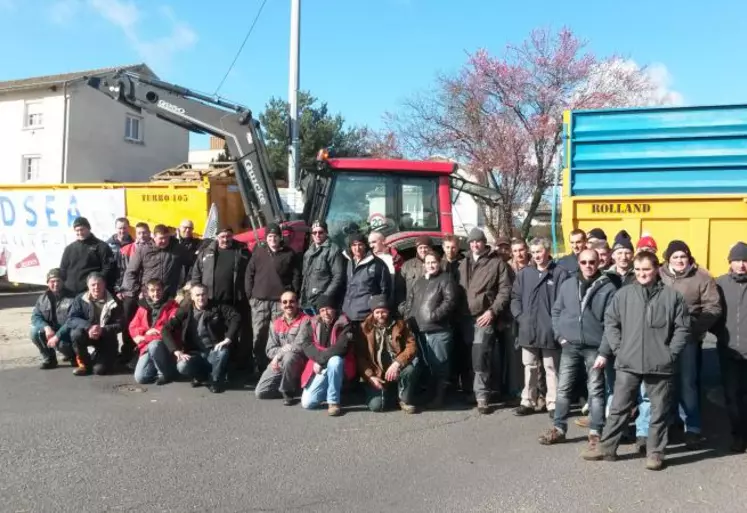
[255,291,310,405]
[130,279,179,385]
[29,268,75,369]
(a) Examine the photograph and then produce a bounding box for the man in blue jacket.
[539,249,617,449]
[29,268,75,369]
[341,232,391,325]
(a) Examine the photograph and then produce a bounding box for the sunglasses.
[281,299,297,305]
[579,260,597,265]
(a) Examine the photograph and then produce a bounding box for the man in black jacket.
[539,249,617,448]
[245,223,301,373]
[162,283,240,393]
[341,233,391,324]
[556,229,586,274]
[106,217,133,295]
[511,237,569,417]
[177,219,201,277]
[29,268,75,369]
[583,251,689,471]
[59,217,115,294]
[65,272,123,376]
[192,226,250,371]
[300,220,344,313]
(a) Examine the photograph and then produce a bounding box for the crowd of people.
[28,215,747,471]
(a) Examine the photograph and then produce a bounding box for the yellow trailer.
[561,105,747,276]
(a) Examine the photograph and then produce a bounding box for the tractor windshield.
[326,173,440,246]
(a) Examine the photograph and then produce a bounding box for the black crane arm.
[86,70,286,228]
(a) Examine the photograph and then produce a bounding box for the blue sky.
[1,0,746,149]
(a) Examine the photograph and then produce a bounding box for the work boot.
[328,404,341,417]
[538,427,566,445]
[513,405,535,416]
[73,365,91,376]
[587,433,601,452]
[155,376,171,386]
[535,395,547,412]
[683,432,706,450]
[400,401,418,414]
[645,453,665,471]
[476,399,491,415]
[427,382,448,410]
[635,436,648,455]
[282,392,296,406]
[730,437,747,453]
[581,445,617,461]
[208,382,225,394]
[40,359,58,370]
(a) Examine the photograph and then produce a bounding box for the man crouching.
[66,272,123,376]
[162,283,239,393]
[358,295,420,413]
[30,268,76,369]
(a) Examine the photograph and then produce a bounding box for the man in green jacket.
[582,250,690,471]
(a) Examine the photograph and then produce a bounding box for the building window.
[24,102,43,128]
[22,156,41,182]
[125,114,143,142]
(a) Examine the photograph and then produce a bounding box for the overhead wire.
[213,0,269,95]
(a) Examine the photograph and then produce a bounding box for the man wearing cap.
[59,216,115,294]
[458,227,511,413]
[557,229,587,274]
[358,295,420,413]
[636,233,658,255]
[65,272,123,376]
[255,291,309,404]
[607,230,636,287]
[29,269,75,369]
[245,223,301,372]
[586,228,607,248]
[300,220,344,313]
[714,242,747,452]
[297,294,356,416]
[651,240,720,448]
[193,226,251,371]
[342,232,391,325]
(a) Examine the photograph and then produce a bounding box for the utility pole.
[287,0,301,189]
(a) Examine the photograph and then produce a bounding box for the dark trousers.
[601,370,673,456]
[461,317,496,402]
[364,363,421,412]
[71,329,118,375]
[451,321,473,392]
[419,331,452,385]
[30,327,73,364]
[249,298,281,373]
[720,353,747,442]
[119,296,140,360]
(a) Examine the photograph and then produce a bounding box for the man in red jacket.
[130,279,179,385]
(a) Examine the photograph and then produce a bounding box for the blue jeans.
[419,331,452,383]
[176,347,230,383]
[636,383,650,437]
[364,363,421,411]
[30,327,73,363]
[605,358,616,417]
[554,343,605,434]
[133,340,175,384]
[301,355,344,408]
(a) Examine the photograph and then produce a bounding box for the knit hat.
[467,227,487,243]
[369,294,389,312]
[415,235,433,248]
[663,240,692,261]
[347,232,367,247]
[315,295,336,310]
[611,230,634,252]
[587,228,607,241]
[636,233,658,253]
[46,268,62,282]
[73,216,91,229]
[311,219,328,232]
[266,223,282,237]
[495,236,511,247]
[728,242,747,262]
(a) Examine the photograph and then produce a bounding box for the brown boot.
[538,427,566,445]
[399,401,418,414]
[581,444,617,461]
[327,404,341,417]
[574,416,590,428]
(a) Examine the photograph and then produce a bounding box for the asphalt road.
[0,351,745,513]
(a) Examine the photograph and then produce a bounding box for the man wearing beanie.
[341,232,391,323]
[59,216,115,294]
[400,235,434,306]
[636,233,658,255]
[245,223,301,373]
[651,239,720,449]
[606,230,636,287]
[715,242,747,452]
[300,220,344,313]
[29,268,75,369]
[586,228,607,247]
[458,227,511,413]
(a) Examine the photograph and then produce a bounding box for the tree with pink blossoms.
[388,27,675,238]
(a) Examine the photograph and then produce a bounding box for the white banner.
[0,189,126,285]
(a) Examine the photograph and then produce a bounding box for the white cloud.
[643,62,685,106]
[85,0,197,69]
[48,0,81,25]
[582,59,685,108]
